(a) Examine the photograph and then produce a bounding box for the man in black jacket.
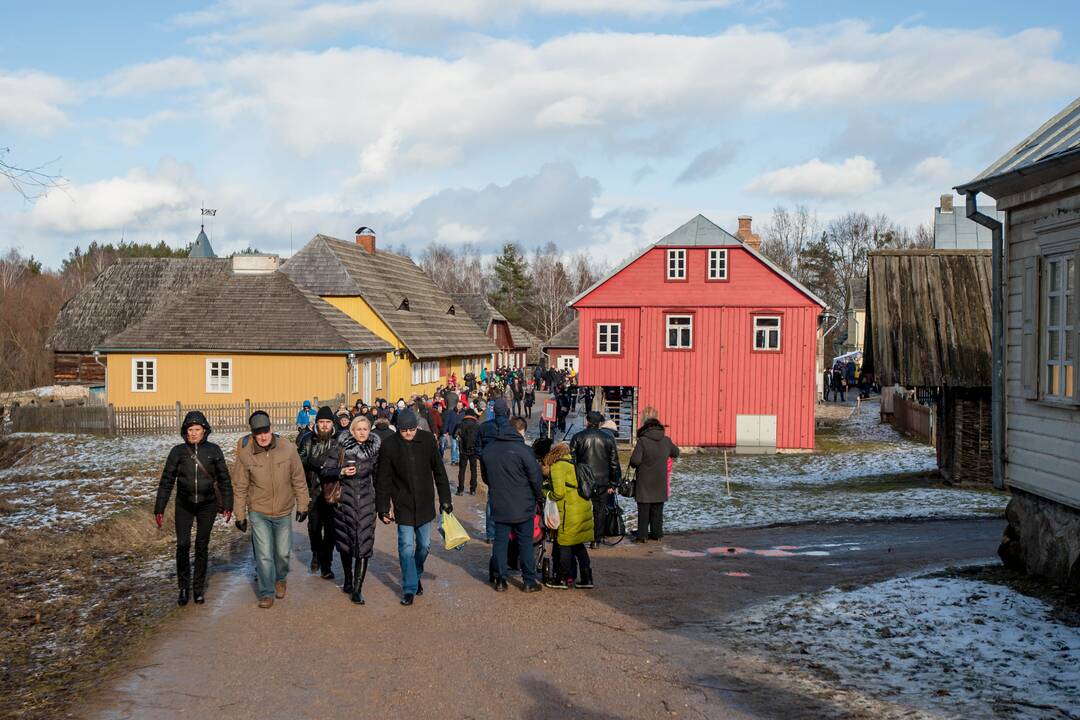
[455,408,481,495]
[375,409,453,606]
[569,411,622,548]
[477,397,511,542]
[297,406,340,578]
[482,417,544,592]
[155,411,233,606]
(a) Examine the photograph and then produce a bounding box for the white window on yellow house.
[375,358,383,390]
[412,363,422,385]
[206,358,232,393]
[132,358,156,392]
[350,361,359,394]
[420,361,440,383]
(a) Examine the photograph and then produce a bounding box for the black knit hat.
[396,408,419,430]
[316,405,335,422]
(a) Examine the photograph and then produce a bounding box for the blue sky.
[3,0,1079,269]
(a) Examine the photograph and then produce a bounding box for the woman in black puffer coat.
[155,411,233,606]
[321,415,380,604]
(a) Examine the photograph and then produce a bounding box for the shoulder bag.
[322,448,344,505]
[191,451,225,508]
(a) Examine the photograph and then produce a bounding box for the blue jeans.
[450,436,460,464]
[396,520,433,596]
[486,496,495,542]
[494,519,537,586]
[249,511,292,599]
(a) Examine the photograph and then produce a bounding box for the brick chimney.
[939,194,954,213]
[736,215,761,252]
[355,226,376,253]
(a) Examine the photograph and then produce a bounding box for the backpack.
[574,462,597,500]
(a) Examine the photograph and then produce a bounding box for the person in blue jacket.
[295,400,316,433]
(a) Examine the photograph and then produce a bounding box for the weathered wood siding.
[1001,189,1080,509]
[53,352,106,386]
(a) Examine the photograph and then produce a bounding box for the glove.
[296,510,309,523]
[235,518,248,532]
[440,503,454,515]
[223,510,233,523]
[154,513,163,529]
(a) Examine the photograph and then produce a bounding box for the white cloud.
[912,155,955,184]
[148,22,1077,178]
[31,159,200,233]
[104,58,209,97]
[0,70,73,132]
[107,110,182,146]
[746,155,882,197]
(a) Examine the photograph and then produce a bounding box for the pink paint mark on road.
[724,571,751,577]
[667,549,708,558]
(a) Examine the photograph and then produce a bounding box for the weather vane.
[201,207,217,217]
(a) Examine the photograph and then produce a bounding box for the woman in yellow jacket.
[542,442,595,588]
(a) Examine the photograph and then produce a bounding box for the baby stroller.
[489,509,548,583]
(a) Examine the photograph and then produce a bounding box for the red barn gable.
[570,214,825,451]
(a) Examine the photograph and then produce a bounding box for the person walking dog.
[233,411,310,609]
[375,409,453,606]
[155,411,233,606]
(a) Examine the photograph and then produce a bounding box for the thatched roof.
[281,235,497,359]
[98,270,392,355]
[49,258,231,352]
[543,318,579,350]
[862,250,992,387]
[520,328,544,365]
[508,323,533,350]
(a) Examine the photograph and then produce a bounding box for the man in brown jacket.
[233,410,310,608]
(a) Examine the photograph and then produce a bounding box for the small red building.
[570,215,825,451]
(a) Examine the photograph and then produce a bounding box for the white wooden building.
[957,96,1080,588]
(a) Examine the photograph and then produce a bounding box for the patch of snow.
[620,403,1008,532]
[723,575,1080,719]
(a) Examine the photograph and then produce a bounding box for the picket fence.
[10,396,344,437]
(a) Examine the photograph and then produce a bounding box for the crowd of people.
[823,358,877,403]
[153,366,679,608]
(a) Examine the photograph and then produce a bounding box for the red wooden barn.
[570,214,826,451]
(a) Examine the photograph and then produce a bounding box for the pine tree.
[488,242,533,325]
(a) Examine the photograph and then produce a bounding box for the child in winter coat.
[541,442,594,589]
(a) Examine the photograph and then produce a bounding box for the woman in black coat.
[154,410,233,606]
[628,418,679,544]
[321,415,381,604]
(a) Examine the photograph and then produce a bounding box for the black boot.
[351,557,368,605]
[341,553,353,595]
[177,587,189,606]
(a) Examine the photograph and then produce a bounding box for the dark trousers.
[584,398,593,415]
[558,542,591,581]
[524,401,533,418]
[636,502,664,540]
[494,519,537,586]
[307,496,336,574]
[458,454,479,493]
[175,498,217,592]
[513,397,523,416]
[591,494,608,539]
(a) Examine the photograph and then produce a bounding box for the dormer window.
[399,297,410,311]
[666,249,686,281]
[447,305,455,315]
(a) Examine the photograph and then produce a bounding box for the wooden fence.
[892,395,934,445]
[10,396,344,437]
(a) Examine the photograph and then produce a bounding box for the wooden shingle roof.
[862,250,992,388]
[49,258,231,352]
[543,318,579,350]
[450,293,506,334]
[97,270,393,355]
[281,235,497,360]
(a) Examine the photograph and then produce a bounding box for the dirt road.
[82,483,1003,720]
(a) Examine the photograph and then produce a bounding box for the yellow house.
[280,229,497,401]
[96,255,392,407]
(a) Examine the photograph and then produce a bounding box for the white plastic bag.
[543,497,561,530]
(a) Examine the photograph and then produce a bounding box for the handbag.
[192,452,225,508]
[603,502,626,538]
[322,448,345,505]
[543,497,561,530]
[617,465,636,499]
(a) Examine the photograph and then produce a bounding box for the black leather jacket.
[155,441,232,513]
[569,427,621,489]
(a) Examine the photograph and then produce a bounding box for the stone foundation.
[999,488,1080,591]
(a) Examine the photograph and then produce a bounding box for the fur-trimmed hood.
[542,442,571,475]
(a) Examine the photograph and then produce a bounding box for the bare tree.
[760,205,820,283]
[1,146,65,200]
[568,250,603,295]
[528,242,574,339]
[418,242,489,295]
[913,222,934,248]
